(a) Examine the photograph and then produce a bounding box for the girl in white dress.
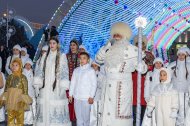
[34,37,71,126]
[145,68,179,126]
[169,47,190,126]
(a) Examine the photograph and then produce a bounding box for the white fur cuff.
[33,76,43,88]
[60,79,70,90]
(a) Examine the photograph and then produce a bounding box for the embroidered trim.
[119,46,128,73]
[119,62,126,73]
[116,81,132,119]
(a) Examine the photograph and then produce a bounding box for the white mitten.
[33,76,43,88]
[103,40,112,51]
[170,110,178,119]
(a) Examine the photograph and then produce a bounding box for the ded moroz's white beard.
[112,38,128,45]
[105,39,128,68]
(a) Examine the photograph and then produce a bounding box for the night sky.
[0,0,63,24]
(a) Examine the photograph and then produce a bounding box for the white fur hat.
[21,47,27,54]
[177,47,188,56]
[160,67,171,84]
[153,57,164,65]
[42,45,49,51]
[110,22,132,40]
[133,35,148,46]
[13,44,21,51]
[79,45,86,51]
[24,58,33,66]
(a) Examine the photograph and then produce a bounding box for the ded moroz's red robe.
[132,71,146,106]
[132,65,154,105]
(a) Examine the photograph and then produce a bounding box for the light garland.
[148,5,190,50]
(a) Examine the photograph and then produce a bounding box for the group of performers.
[0,21,189,126]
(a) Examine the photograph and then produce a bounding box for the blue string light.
[124,5,128,10]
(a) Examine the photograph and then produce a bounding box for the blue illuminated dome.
[36,0,190,60]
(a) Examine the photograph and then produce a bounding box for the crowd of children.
[0,36,190,126]
[142,47,190,126]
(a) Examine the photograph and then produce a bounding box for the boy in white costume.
[6,44,21,75]
[95,22,147,126]
[90,62,105,126]
[168,47,190,126]
[23,58,36,125]
[69,52,97,126]
[145,68,179,126]
[0,71,5,123]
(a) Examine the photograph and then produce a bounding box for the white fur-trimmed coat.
[33,50,71,126]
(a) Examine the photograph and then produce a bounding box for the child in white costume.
[21,47,29,66]
[90,62,105,126]
[143,57,164,126]
[0,72,5,122]
[168,47,190,126]
[6,44,21,75]
[144,68,179,126]
[23,58,36,125]
[69,52,97,126]
[144,57,164,102]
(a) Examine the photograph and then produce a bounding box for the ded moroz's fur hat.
[110,22,132,41]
